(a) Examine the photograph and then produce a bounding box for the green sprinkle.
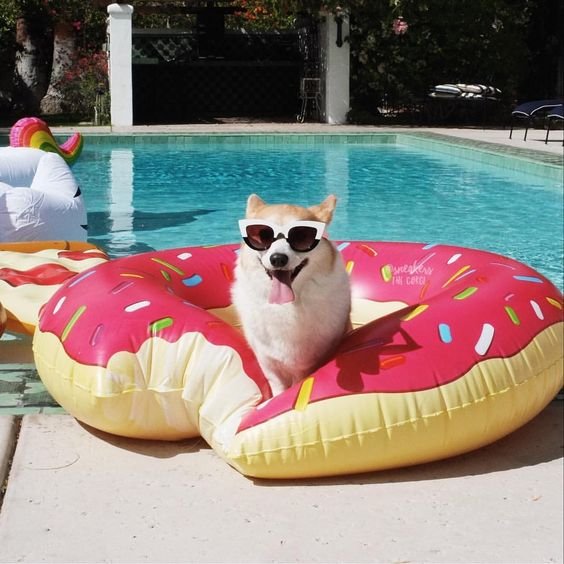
[381,264,392,282]
[149,317,174,335]
[160,269,171,282]
[61,305,87,342]
[454,287,478,300]
[151,258,184,276]
[504,306,521,325]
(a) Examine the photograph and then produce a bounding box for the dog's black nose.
[270,253,289,268]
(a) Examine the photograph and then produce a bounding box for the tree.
[0,0,107,118]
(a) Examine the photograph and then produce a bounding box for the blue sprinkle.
[182,274,203,287]
[438,323,453,344]
[337,242,350,251]
[422,243,438,250]
[513,275,543,284]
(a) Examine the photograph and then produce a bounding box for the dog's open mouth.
[266,259,308,304]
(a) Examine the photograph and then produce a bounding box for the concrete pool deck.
[0,125,562,563]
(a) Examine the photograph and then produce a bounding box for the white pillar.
[320,10,350,125]
[107,3,134,127]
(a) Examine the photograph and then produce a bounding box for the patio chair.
[509,99,563,141]
[544,104,564,146]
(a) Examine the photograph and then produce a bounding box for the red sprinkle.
[221,263,233,282]
[380,355,406,370]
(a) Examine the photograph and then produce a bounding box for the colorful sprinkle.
[475,323,495,356]
[90,324,104,347]
[111,281,135,294]
[504,306,520,326]
[401,304,429,321]
[504,293,515,301]
[160,269,172,282]
[442,265,471,288]
[381,355,406,370]
[454,269,476,283]
[68,269,96,287]
[53,296,66,314]
[151,257,184,276]
[447,253,462,265]
[381,264,393,283]
[177,252,192,260]
[513,275,543,284]
[120,273,144,279]
[337,242,351,252]
[546,297,562,310]
[345,260,355,275]
[419,281,430,299]
[221,263,233,282]
[491,262,516,270]
[422,243,438,250]
[149,317,174,335]
[125,300,150,313]
[454,287,478,300]
[530,300,544,320]
[182,274,203,287]
[294,376,314,411]
[356,243,377,256]
[438,323,453,344]
[61,305,86,342]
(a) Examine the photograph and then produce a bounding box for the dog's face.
[237,194,338,304]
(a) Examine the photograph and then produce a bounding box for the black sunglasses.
[239,219,326,252]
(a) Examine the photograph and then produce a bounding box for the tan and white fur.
[232,194,352,396]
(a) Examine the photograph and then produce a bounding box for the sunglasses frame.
[238,219,326,252]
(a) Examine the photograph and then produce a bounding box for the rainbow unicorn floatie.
[9,117,83,166]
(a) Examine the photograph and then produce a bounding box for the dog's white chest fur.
[232,239,351,396]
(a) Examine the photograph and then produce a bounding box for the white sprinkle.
[177,252,192,260]
[124,300,151,313]
[530,300,544,320]
[447,253,461,265]
[475,323,495,356]
[53,296,66,314]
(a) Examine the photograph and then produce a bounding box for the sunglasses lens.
[245,224,275,250]
[288,226,318,251]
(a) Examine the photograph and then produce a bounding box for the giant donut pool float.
[33,242,563,479]
[0,147,87,242]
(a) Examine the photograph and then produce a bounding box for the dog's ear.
[309,195,337,223]
[246,194,266,216]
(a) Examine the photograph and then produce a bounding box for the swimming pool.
[1,131,562,414]
[74,133,563,289]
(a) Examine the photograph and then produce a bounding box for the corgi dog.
[232,194,352,396]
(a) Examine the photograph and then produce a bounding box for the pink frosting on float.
[37,242,563,426]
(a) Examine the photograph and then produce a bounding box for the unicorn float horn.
[9,117,84,165]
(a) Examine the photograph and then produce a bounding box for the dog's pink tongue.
[269,270,295,304]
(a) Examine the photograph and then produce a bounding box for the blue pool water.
[73,138,563,289]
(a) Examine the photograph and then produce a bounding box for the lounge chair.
[509,99,563,141]
[544,104,564,146]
